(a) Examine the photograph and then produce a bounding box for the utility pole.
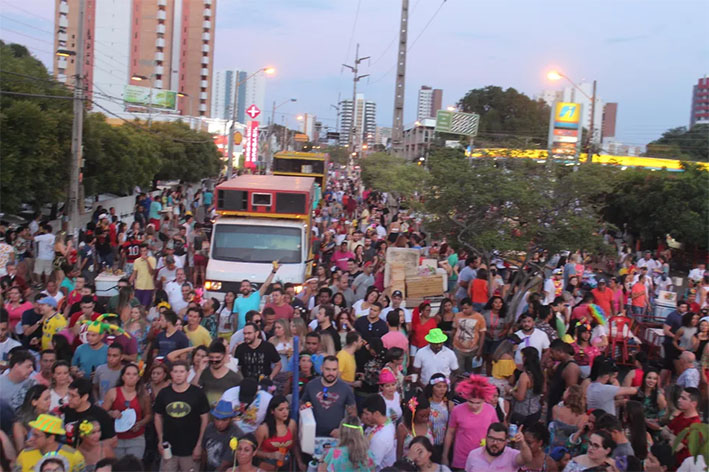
[586,79,597,165]
[226,73,240,179]
[342,44,369,165]
[391,0,409,155]
[68,0,86,238]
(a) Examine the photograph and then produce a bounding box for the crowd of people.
[0,171,707,472]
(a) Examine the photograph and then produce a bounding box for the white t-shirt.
[165,280,190,309]
[380,391,402,423]
[413,345,459,384]
[381,306,413,324]
[0,337,21,362]
[219,388,273,433]
[513,328,550,364]
[41,290,65,306]
[542,278,558,305]
[368,421,396,469]
[35,233,56,260]
[352,299,370,318]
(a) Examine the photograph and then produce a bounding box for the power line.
[0,1,54,23]
[341,0,363,74]
[407,0,447,52]
[0,90,72,99]
[0,15,54,35]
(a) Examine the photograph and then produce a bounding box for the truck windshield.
[212,225,302,263]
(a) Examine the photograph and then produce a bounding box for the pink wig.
[455,374,496,402]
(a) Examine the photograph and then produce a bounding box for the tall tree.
[359,152,429,203]
[423,149,614,312]
[645,125,709,162]
[457,86,550,148]
[152,121,222,182]
[0,41,73,213]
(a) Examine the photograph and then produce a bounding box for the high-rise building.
[338,93,376,150]
[539,82,605,145]
[53,0,216,118]
[417,86,443,120]
[601,103,618,139]
[301,113,317,141]
[210,70,266,123]
[690,75,709,128]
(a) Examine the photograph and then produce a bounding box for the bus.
[272,151,329,188]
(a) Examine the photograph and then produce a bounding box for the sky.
[1,0,707,146]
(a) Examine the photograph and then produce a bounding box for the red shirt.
[591,287,613,316]
[410,307,438,348]
[469,278,489,304]
[69,311,101,328]
[668,413,700,465]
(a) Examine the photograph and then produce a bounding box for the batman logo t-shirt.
[154,385,210,456]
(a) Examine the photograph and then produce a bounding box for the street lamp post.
[130,73,156,126]
[266,98,297,172]
[547,70,597,165]
[226,67,275,178]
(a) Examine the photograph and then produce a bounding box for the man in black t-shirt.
[62,378,116,444]
[234,322,281,380]
[154,360,210,471]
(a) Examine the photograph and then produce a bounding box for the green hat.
[28,414,66,435]
[425,328,447,344]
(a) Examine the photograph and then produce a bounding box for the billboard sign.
[435,110,480,137]
[548,102,582,160]
[243,121,259,168]
[124,85,177,110]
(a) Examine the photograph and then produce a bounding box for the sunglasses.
[322,386,329,401]
[209,359,223,364]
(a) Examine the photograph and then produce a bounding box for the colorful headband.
[342,423,364,433]
[430,377,450,386]
[83,315,130,337]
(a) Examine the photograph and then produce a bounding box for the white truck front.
[204,217,309,301]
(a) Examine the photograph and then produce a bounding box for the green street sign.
[435,110,479,137]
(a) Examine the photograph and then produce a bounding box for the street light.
[177,92,194,130]
[226,66,276,177]
[265,98,297,171]
[296,115,304,121]
[446,105,457,112]
[547,69,597,164]
[130,73,157,126]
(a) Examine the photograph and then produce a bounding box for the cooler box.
[95,272,123,298]
[654,290,677,322]
[299,407,316,454]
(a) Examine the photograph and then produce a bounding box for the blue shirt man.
[233,266,280,330]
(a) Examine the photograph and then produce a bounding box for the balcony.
[157,24,166,34]
[204,0,212,5]
[155,65,164,74]
[59,15,68,28]
[202,32,210,41]
[201,55,209,65]
[203,20,211,29]
[157,10,166,20]
[203,8,211,17]
[59,2,68,13]
[155,79,163,89]
[158,0,166,5]
[58,31,67,42]
[201,44,209,53]
[155,52,164,61]
[200,91,208,100]
[199,103,207,112]
[200,80,208,88]
[57,73,67,82]
[201,67,208,76]
[156,37,165,48]
[57,57,68,69]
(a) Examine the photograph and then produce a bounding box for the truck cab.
[204,175,315,301]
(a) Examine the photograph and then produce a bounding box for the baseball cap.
[552,268,563,275]
[38,296,57,309]
[392,290,403,298]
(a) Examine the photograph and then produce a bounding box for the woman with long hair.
[75,419,113,468]
[269,319,294,372]
[3,286,33,334]
[563,431,616,472]
[217,290,237,340]
[436,299,455,343]
[423,373,454,462]
[631,368,666,439]
[124,305,149,356]
[332,293,348,311]
[335,309,354,348]
[673,312,699,353]
[550,385,588,448]
[12,385,51,451]
[623,400,649,460]
[49,360,72,415]
[489,336,517,383]
[410,302,439,356]
[289,318,308,353]
[114,286,134,325]
[352,288,380,318]
[315,264,330,284]
[354,245,365,266]
[254,395,302,471]
[572,325,601,379]
[510,346,544,427]
[51,334,73,364]
[103,363,152,459]
[319,416,375,472]
[481,295,511,376]
[298,354,317,395]
[405,436,451,472]
[396,394,434,459]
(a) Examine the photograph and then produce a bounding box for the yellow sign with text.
[554,102,581,124]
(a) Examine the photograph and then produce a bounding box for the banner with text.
[244,120,260,168]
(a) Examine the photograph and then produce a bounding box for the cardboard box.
[406,275,444,298]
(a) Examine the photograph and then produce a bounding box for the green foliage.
[424,150,611,260]
[457,86,550,148]
[646,125,709,162]
[0,41,73,212]
[0,41,222,214]
[604,163,709,250]
[672,422,709,467]
[359,152,429,202]
[325,146,349,165]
